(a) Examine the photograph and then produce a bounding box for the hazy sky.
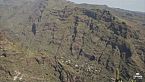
[68,0,145,12]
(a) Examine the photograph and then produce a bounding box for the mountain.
[0,0,145,82]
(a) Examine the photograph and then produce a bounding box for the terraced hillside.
[0,0,145,82]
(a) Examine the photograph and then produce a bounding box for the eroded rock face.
[0,0,145,82]
[108,22,129,38]
[42,7,144,82]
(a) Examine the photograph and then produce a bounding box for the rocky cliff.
[0,0,145,82]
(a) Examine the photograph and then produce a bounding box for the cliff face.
[0,0,145,82]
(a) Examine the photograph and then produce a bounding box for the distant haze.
[68,0,145,12]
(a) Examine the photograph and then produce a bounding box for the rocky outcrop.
[79,49,96,61]
[108,22,129,38]
[52,57,85,82]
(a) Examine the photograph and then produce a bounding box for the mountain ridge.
[0,0,145,82]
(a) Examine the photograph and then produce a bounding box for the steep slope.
[0,0,145,82]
